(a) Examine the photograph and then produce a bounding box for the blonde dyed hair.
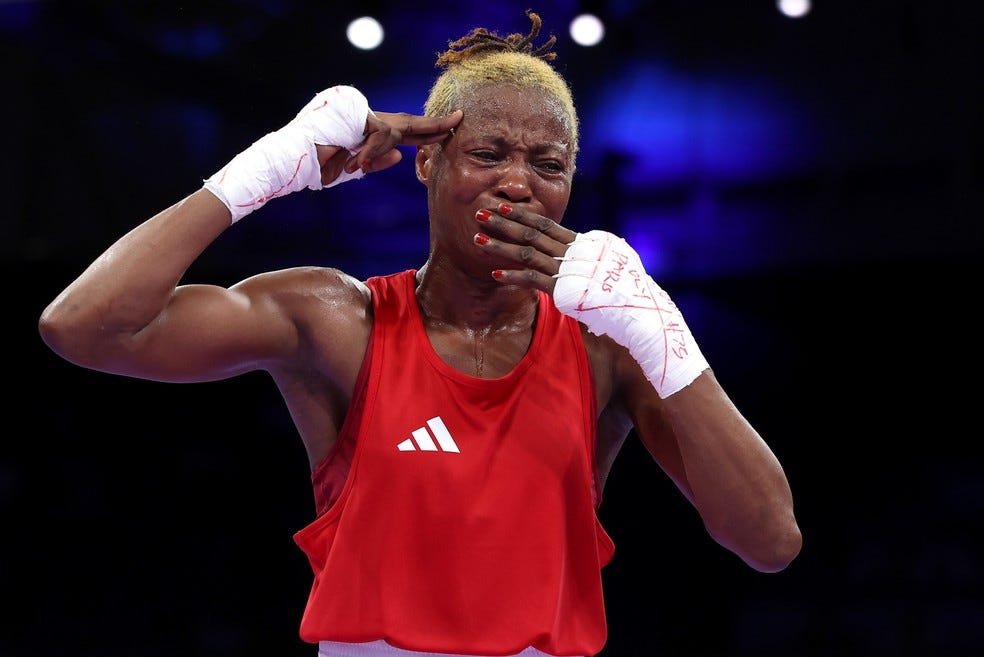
[423,10,579,158]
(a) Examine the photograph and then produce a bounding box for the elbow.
[746,521,803,573]
[38,299,104,368]
[38,302,73,357]
[708,508,803,574]
[734,515,803,573]
[40,296,155,376]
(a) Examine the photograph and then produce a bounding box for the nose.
[493,160,533,204]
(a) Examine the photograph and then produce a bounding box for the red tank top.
[293,270,615,656]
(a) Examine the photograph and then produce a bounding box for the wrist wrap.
[203,85,370,223]
[553,230,709,398]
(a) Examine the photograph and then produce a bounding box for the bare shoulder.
[235,266,373,466]
[234,265,373,376]
[235,265,370,306]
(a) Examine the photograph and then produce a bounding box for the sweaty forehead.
[458,83,572,145]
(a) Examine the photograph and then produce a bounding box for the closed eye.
[470,150,500,162]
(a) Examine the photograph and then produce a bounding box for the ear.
[415,144,435,184]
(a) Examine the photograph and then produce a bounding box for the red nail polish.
[475,233,490,245]
[498,202,512,215]
[476,209,491,222]
[491,270,504,280]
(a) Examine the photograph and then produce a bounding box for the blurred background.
[4,1,983,655]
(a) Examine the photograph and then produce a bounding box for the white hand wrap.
[203,85,371,223]
[553,230,710,398]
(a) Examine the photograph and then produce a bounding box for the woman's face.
[415,82,575,273]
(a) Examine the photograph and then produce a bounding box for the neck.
[415,259,539,332]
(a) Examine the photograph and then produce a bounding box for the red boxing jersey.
[293,270,614,656]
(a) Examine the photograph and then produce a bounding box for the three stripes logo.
[397,416,460,453]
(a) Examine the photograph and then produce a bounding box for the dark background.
[4,1,983,656]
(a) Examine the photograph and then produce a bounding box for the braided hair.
[423,10,579,158]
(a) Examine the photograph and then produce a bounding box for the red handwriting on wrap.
[601,250,630,293]
[665,319,690,360]
[629,268,655,304]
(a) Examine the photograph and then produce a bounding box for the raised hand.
[206,85,462,223]
[469,201,577,293]
[320,109,463,182]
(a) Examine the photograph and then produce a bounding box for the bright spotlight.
[346,16,384,50]
[569,13,605,47]
[777,0,811,18]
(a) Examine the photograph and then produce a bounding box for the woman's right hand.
[317,109,462,184]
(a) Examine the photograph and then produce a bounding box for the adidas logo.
[397,416,460,453]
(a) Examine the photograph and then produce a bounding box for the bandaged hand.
[553,230,709,398]
[203,85,371,224]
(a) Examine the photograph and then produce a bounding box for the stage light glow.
[777,0,811,18]
[569,13,604,47]
[347,16,384,50]
[581,63,814,187]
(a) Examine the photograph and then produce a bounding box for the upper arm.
[103,267,361,383]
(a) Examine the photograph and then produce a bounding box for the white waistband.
[318,639,573,657]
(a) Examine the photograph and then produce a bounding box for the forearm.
[662,371,801,572]
[39,85,461,373]
[39,189,231,365]
[40,86,375,368]
[552,229,800,571]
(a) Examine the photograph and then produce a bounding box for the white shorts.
[318,639,576,657]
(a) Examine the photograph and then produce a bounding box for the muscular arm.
[37,189,293,381]
[38,88,461,382]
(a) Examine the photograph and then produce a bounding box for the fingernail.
[491,270,504,280]
[476,209,491,222]
[498,202,512,215]
[474,233,490,245]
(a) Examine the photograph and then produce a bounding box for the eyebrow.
[475,134,571,155]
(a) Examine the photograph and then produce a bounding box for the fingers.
[476,202,577,257]
[472,231,560,292]
[488,264,558,293]
[472,203,579,293]
[315,143,348,169]
[360,148,403,174]
[347,109,461,174]
[372,110,463,145]
[318,146,351,186]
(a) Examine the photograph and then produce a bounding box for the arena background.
[3,1,982,655]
